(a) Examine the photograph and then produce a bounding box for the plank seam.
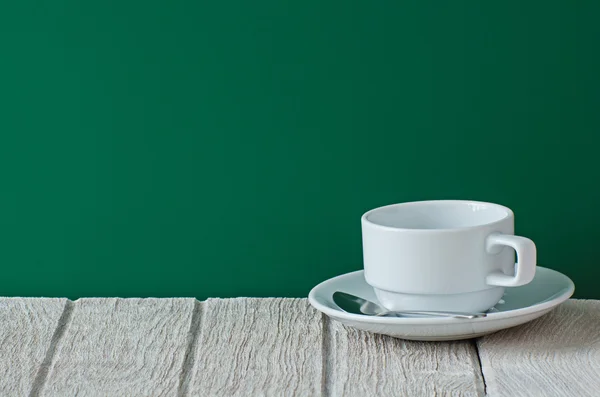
[28,299,75,397]
[473,338,487,396]
[321,313,333,397]
[177,299,203,397]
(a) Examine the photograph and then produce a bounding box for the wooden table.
[1,298,598,396]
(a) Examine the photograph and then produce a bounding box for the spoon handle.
[376,310,487,319]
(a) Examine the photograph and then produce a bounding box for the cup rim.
[361,199,514,232]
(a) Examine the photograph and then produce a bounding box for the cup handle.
[485,233,536,287]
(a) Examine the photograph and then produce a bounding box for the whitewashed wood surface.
[0,298,68,396]
[0,298,598,397]
[477,300,600,397]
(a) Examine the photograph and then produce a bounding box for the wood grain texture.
[328,320,485,397]
[40,298,196,397]
[477,300,600,397]
[4,297,598,397]
[0,298,68,396]
[186,298,323,396]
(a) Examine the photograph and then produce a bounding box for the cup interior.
[365,200,510,230]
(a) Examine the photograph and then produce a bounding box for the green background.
[1,1,598,299]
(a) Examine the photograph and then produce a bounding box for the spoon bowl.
[333,291,487,319]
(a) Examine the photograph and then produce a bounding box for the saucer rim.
[308,266,575,325]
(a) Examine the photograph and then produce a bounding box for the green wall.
[1,1,599,299]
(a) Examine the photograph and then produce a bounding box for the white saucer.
[308,266,574,341]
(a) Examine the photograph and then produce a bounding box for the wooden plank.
[186,298,323,396]
[477,300,600,397]
[328,320,485,396]
[0,298,69,396]
[40,298,197,396]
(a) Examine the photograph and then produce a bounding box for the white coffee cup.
[361,200,536,313]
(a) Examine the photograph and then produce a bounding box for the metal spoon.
[333,291,487,319]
